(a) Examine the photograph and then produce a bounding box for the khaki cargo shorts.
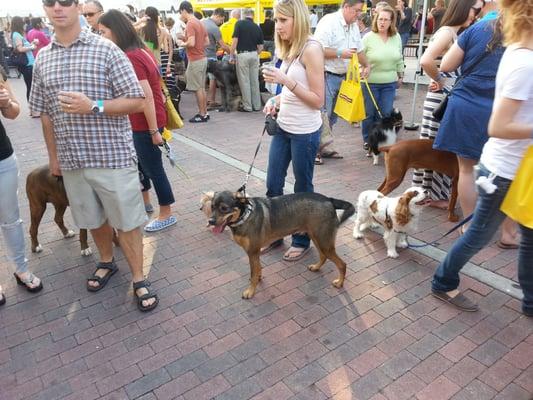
[185,58,208,91]
[62,165,147,232]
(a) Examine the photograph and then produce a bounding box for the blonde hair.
[274,0,311,61]
[371,5,398,36]
[500,0,533,45]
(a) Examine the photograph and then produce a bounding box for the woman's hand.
[263,97,278,116]
[151,131,163,145]
[429,79,444,92]
[397,77,403,88]
[262,67,288,86]
[0,88,11,109]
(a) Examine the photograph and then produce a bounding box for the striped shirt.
[30,30,144,170]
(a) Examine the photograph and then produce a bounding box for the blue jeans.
[133,131,175,206]
[432,164,533,315]
[324,73,344,128]
[361,82,397,143]
[400,32,410,49]
[266,125,321,248]
[0,154,28,274]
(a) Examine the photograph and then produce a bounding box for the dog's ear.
[395,191,416,226]
[234,191,250,205]
[200,191,215,203]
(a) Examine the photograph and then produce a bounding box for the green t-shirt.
[362,32,404,84]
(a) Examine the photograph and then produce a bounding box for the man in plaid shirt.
[30,0,158,311]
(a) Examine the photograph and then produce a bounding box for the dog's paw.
[81,247,93,256]
[33,244,43,253]
[241,286,256,299]
[64,230,75,238]
[387,250,399,258]
[353,231,364,239]
[397,241,408,249]
[308,263,321,272]
[332,278,344,288]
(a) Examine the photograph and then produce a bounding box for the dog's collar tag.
[228,201,254,228]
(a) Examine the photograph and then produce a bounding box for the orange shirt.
[185,17,207,62]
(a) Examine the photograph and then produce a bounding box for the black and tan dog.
[202,191,355,299]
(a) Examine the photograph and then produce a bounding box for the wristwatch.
[91,99,104,114]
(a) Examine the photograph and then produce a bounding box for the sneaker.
[144,215,177,232]
[431,289,479,312]
[144,203,154,213]
[189,114,209,123]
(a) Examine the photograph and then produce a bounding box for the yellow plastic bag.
[334,54,366,123]
[161,79,184,130]
[500,145,533,228]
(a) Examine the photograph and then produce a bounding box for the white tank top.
[277,40,323,134]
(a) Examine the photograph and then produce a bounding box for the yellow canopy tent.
[190,0,348,23]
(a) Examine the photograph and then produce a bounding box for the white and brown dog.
[353,187,427,258]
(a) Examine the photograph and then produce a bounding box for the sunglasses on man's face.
[42,0,77,7]
[83,11,101,17]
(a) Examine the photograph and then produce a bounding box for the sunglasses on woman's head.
[42,0,77,7]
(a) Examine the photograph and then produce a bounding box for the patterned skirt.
[160,50,177,93]
[412,89,453,201]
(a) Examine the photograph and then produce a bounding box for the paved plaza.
[0,77,532,400]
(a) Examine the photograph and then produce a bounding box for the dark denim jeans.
[266,125,321,249]
[132,131,175,206]
[324,72,344,128]
[432,163,533,315]
[361,82,397,143]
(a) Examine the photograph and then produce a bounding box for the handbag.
[500,145,533,229]
[432,48,493,122]
[161,78,184,130]
[334,54,366,123]
[142,48,184,130]
[10,48,28,68]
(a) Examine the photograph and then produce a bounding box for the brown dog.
[26,165,92,255]
[377,139,459,222]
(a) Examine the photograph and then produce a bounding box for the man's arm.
[217,38,231,54]
[57,91,144,115]
[40,113,61,176]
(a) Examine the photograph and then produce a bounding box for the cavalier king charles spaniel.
[353,187,427,258]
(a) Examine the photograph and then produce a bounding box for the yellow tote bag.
[160,79,184,130]
[334,54,366,123]
[500,145,533,228]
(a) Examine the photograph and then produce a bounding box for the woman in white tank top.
[261,0,324,260]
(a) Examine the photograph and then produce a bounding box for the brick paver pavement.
[0,78,531,400]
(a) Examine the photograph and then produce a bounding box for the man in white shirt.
[309,8,318,34]
[314,0,370,158]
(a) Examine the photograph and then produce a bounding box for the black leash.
[236,121,269,197]
[407,213,473,248]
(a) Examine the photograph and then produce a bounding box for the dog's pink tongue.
[212,224,225,234]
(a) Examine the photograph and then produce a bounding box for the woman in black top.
[0,67,43,306]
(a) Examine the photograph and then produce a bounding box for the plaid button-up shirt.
[30,30,144,170]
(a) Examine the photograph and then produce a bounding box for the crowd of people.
[0,0,531,319]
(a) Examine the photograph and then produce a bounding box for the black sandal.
[133,280,159,312]
[87,260,118,292]
[14,272,43,293]
[0,292,5,306]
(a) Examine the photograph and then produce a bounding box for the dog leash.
[236,121,269,197]
[406,213,473,248]
[362,80,383,119]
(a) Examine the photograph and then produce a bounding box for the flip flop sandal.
[87,260,118,292]
[0,293,5,306]
[14,272,43,293]
[133,279,159,312]
[496,240,519,250]
[282,246,311,262]
[431,290,478,312]
[260,239,284,254]
[314,155,323,165]
[321,150,344,159]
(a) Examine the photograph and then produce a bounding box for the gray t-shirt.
[203,18,221,59]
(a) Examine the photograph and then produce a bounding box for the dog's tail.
[329,198,356,225]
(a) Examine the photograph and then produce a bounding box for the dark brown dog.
[377,139,459,222]
[203,191,355,299]
[26,165,92,255]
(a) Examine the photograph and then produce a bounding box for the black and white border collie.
[367,109,403,165]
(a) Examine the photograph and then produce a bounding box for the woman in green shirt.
[361,5,404,148]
